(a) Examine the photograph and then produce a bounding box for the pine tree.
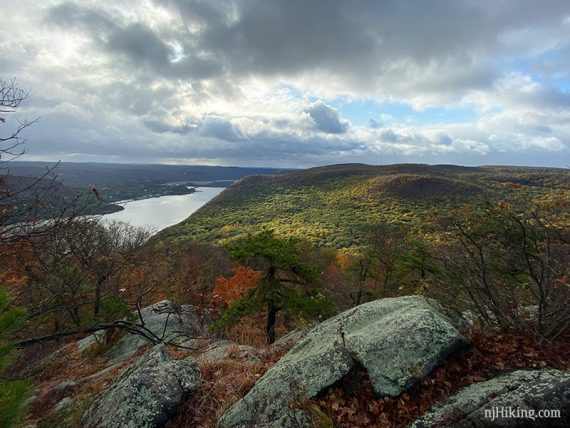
[214,230,334,344]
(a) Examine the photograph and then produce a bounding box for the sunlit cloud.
[1,0,569,167]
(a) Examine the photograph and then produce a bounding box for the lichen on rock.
[81,344,200,428]
[411,369,570,427]
[219,295,467,427]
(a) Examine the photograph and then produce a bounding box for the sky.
[1,0,570,168]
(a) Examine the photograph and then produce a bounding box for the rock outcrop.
[197,339,261,364]
[81,344,200,428]
[78,300,216,364]
[411,369,570,427]
[270,322,317,351]
[219,296,466,427]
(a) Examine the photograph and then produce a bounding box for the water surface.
[102,187,224,231]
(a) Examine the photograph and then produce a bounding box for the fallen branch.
[14,319,159,348]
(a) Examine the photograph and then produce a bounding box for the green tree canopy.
[215,230,334,344]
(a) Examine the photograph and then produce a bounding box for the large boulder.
[81,344,200,428]
[270,322,317,351]
[411,369,570,427]
[219,296,466,427]
[78,300,216,364]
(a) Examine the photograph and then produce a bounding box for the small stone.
[53,397,73,413]
[197,340,261,364]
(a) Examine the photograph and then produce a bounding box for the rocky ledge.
[61,296,570,427]
[219,295,467,427]
[81,344,200,428]
[411,369,570,428]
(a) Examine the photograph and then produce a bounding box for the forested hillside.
[160,163,570,249]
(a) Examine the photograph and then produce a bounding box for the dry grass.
[22,340,149,424]
[166,347,285,428]
[219,312,298,347]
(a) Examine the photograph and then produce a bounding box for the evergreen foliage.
[0,287,29,428]
[214,230,334,343]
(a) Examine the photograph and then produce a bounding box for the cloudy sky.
[2,0,570,167]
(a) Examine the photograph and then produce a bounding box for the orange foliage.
[0,241,34,288]
[503,182,522,189]
[211,266,261,305]
[335,251,354,270]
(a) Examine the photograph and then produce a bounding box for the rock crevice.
[219,295,467,427]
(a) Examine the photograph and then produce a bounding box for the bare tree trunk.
[355,259,369,305]
[266,302,277,345]
[94,278,103,321]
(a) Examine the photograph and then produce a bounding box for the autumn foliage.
[211,266,261,305]
[313,328,570,427]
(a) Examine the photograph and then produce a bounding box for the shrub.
[437,200,570,338]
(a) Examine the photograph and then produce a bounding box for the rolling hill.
[158,163,570,249]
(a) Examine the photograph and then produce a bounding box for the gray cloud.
[47,2,118,34]
[106,23,171,69]
[42,0,570,101]
[369,119,382,129]
[161,1,570,95]
[143,120,196,135]
[197,117,245,141]
[304,101,349,134]
[2,0,570,167]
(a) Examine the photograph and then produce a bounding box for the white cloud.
[1,0,569,167]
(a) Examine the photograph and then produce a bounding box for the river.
[102,187,225,231]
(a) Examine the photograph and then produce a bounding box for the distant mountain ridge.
[0,174,123,220]
[158,163,570,249]
[0,175,76,198]
[8,161,290,202]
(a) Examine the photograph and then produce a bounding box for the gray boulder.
[77,330,106,354]
[52,380,79,393]
[78,300,216,365]
[411,369,570,427]
[81,344,200,428]
[198,340,261,364]
[270,322,317,351]
[219,295,466,427]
